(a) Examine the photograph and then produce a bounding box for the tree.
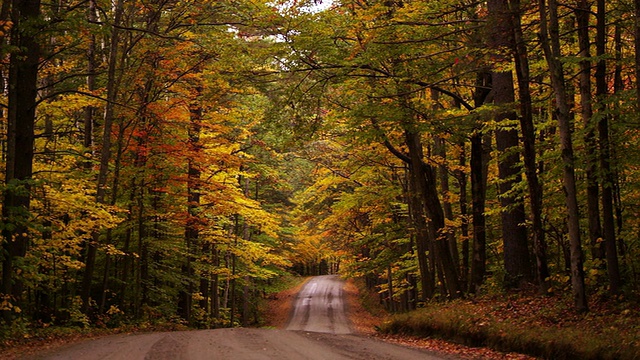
[1,0,42,323]
[595,0,621,294]
[487,0,533,287]
[80,0,124,312]
[538,0,588,312]
[509,0,549,289]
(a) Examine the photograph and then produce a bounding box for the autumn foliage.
[1,0,640,358]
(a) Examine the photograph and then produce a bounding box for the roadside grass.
[378,293,640,360]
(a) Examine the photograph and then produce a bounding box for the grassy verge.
[378,293,640,360]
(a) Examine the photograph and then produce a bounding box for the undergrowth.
[378,293,640,360]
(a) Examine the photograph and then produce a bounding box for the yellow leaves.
[106,305,124,316]
[104,244,126,256]
[0,295,21,314]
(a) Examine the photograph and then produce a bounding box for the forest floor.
[376,290,640,360]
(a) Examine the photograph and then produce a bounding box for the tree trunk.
[81,0,124,312]
[613,22,625,256]
[510,0,550,289]
[404,161,435,300]
[435,136,459,272]
[488,0,532,288]
[576,0,605,262]
[406,130,461,298]
[469,132,489,293]
[211,247,220,319]
[242,177,251,326]
[456,148,470,288]
[539,0,588,312]
[469,69,491,294]
[180,83,203,322]
[595,0,621,295]
[1,0,41,323]
[83,0,97,159]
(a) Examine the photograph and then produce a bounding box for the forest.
[0,0,639,342]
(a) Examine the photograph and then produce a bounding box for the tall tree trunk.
[595,0,621,295]
[469,132,489,293]
[469,69,491,293]
[180,82,203,322]
[456,148,470,288]
[407,169,435,300]
[211,247,220,319]
[392,147,434,300]
[135,184,149,318]
[435,136,460,271]
[1,0,41,323]
[539,0,588,312]
[403,131,462,298]
[488,0,533,288]
[242,177,251,326]
[510,0,550,289]
[81,0,124,312]
[83,0,97,159]
[613,22,625,256]
[576,0,605,262]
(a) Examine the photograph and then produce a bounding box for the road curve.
[286,275,350,334]
[27,276,450,359]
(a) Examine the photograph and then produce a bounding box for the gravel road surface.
[286,275,351,334]
[28,276,448,359]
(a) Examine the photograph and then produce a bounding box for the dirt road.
[28,276,448,359]
[286,275,351,334]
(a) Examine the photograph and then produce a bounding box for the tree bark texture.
[576,0,605,262]
[469,132,489,293]
[595,0,621,294]
[404,131,462,298]
[1,0,42,323]
[510,0,550,288]
[539,0,588,312]
[81,0,124,312]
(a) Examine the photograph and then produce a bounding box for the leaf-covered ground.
[378,291,640,360]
